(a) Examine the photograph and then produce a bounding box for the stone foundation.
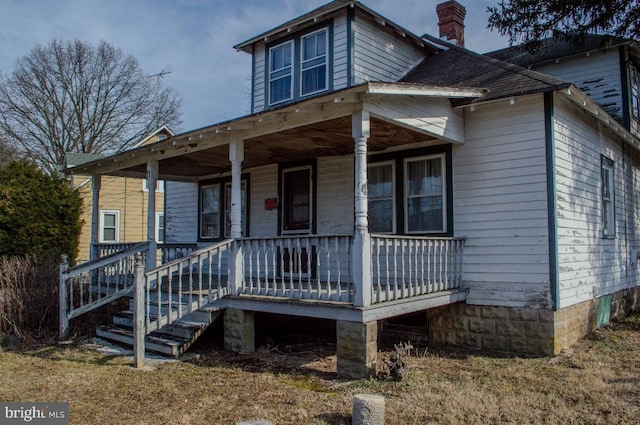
[430,287,640,356]
[224,309,255,353]
[336,320,377,379]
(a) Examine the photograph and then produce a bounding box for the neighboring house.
[66,0,640,378]
[65,126,172,262]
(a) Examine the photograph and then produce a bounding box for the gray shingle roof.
[402,35,571,105]
[486,34,632,68]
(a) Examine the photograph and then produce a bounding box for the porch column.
[228,140,245,295]
[90,175,101,261]
[146,160,158,271]
[352,110,372,308]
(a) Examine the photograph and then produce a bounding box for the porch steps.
[96,293,223,357]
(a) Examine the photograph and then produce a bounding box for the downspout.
[545,91,560,311]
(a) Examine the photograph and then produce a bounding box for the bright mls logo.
[1,403,68,424]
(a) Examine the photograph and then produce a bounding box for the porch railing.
[59,242,149,339]
[143,239,233,333]
[94,242,198,263]
[237,235,354,302]
[370,235,465,304]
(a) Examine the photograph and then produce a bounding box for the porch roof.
[65,82,481,182]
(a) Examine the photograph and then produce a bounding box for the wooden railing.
[236,235,354,302]
[93,242,198,264]
[370,235,465,304]
[143,239,234,334]
[59,242,149,339]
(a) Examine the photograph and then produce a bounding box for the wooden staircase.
[96,290,224,357]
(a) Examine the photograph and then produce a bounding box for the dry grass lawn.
[0,313,638,425]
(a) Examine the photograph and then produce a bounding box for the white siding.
[252,44,266,113]
[248,164,279,237]
[333,11,349,90]
[454,95,552,308]
[165,181,198,243]
[316,156,354,234]
[554,95,639,308]
[352,15,425,84]
[536,49,623,121]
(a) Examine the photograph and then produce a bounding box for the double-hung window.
[301,29,327,96]
[156,212,165,243]
[269,41,293,105]
[100,210,120,243]
[405,155,446,233]
[630,65,640,119]
[601,156,615,237]
[200,179,248,240]
[368,162,395,233]
[267,27,329,106]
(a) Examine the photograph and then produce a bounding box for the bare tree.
[0,39,182,172]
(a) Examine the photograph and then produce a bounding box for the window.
[200,179,248,240]
[405,155,446,233]
[200,184,221,239]
[301,29,327,96]
[282,167,312,233]
[368,162,395,233]
[156,212,165,243]
[601,156,615,237]
[269,41,293,105]
[100,210,120,243]
[267,27,330,106]
[143,179,165,193]
[367,149,450,235]
[630,65,640,119]
[224,181,247,237]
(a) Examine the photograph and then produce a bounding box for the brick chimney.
[436,1,466,47]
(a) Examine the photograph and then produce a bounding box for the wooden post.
[146,160,158,271]
[90,175,101,261]
[352,110,372,307]
[228,141,245,295]
[133,253,146,368]
[59,254,69,340]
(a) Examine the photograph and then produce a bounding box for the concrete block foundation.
[430,287,640,356]
[336,320,377,379]
[224,309,255,353]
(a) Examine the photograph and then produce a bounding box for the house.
[63,0,640,379]
[64,126,172,262]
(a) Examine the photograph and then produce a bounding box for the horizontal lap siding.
[248,164,279,237]
[536,49,623,121]
[554,96,639,308]
[316,156,354,235]
[333,13,349,90]
[454,95,552,308]
[165,181,198,243]
[352,16,425,83]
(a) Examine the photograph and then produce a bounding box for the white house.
[64,0,640,378]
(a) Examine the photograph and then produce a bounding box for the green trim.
[544,92,560,311]
[347,6,354,86]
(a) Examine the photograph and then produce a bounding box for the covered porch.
[64,82,472,377]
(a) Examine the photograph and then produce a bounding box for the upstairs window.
[631,66,640,119]
[269,41,293,105]
[267,26,330,106]
[301,29,327,96]
[601,156,615,237]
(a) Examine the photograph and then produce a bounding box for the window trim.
[142,179,165,193]
[601,155,616,238]
[300,28,328,98]
[224,181,248,238]
[629,64,640,120]
[265,23,332,107]
[281,165,313,235]
[198,176,250,241]
[403,154,447,234]
[367,161,396,234]
[100,210,120,243]
[156,212,165,243]
[268,40,294,105]
[367,145,452,237]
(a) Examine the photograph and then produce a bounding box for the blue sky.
[0,0,509,132]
